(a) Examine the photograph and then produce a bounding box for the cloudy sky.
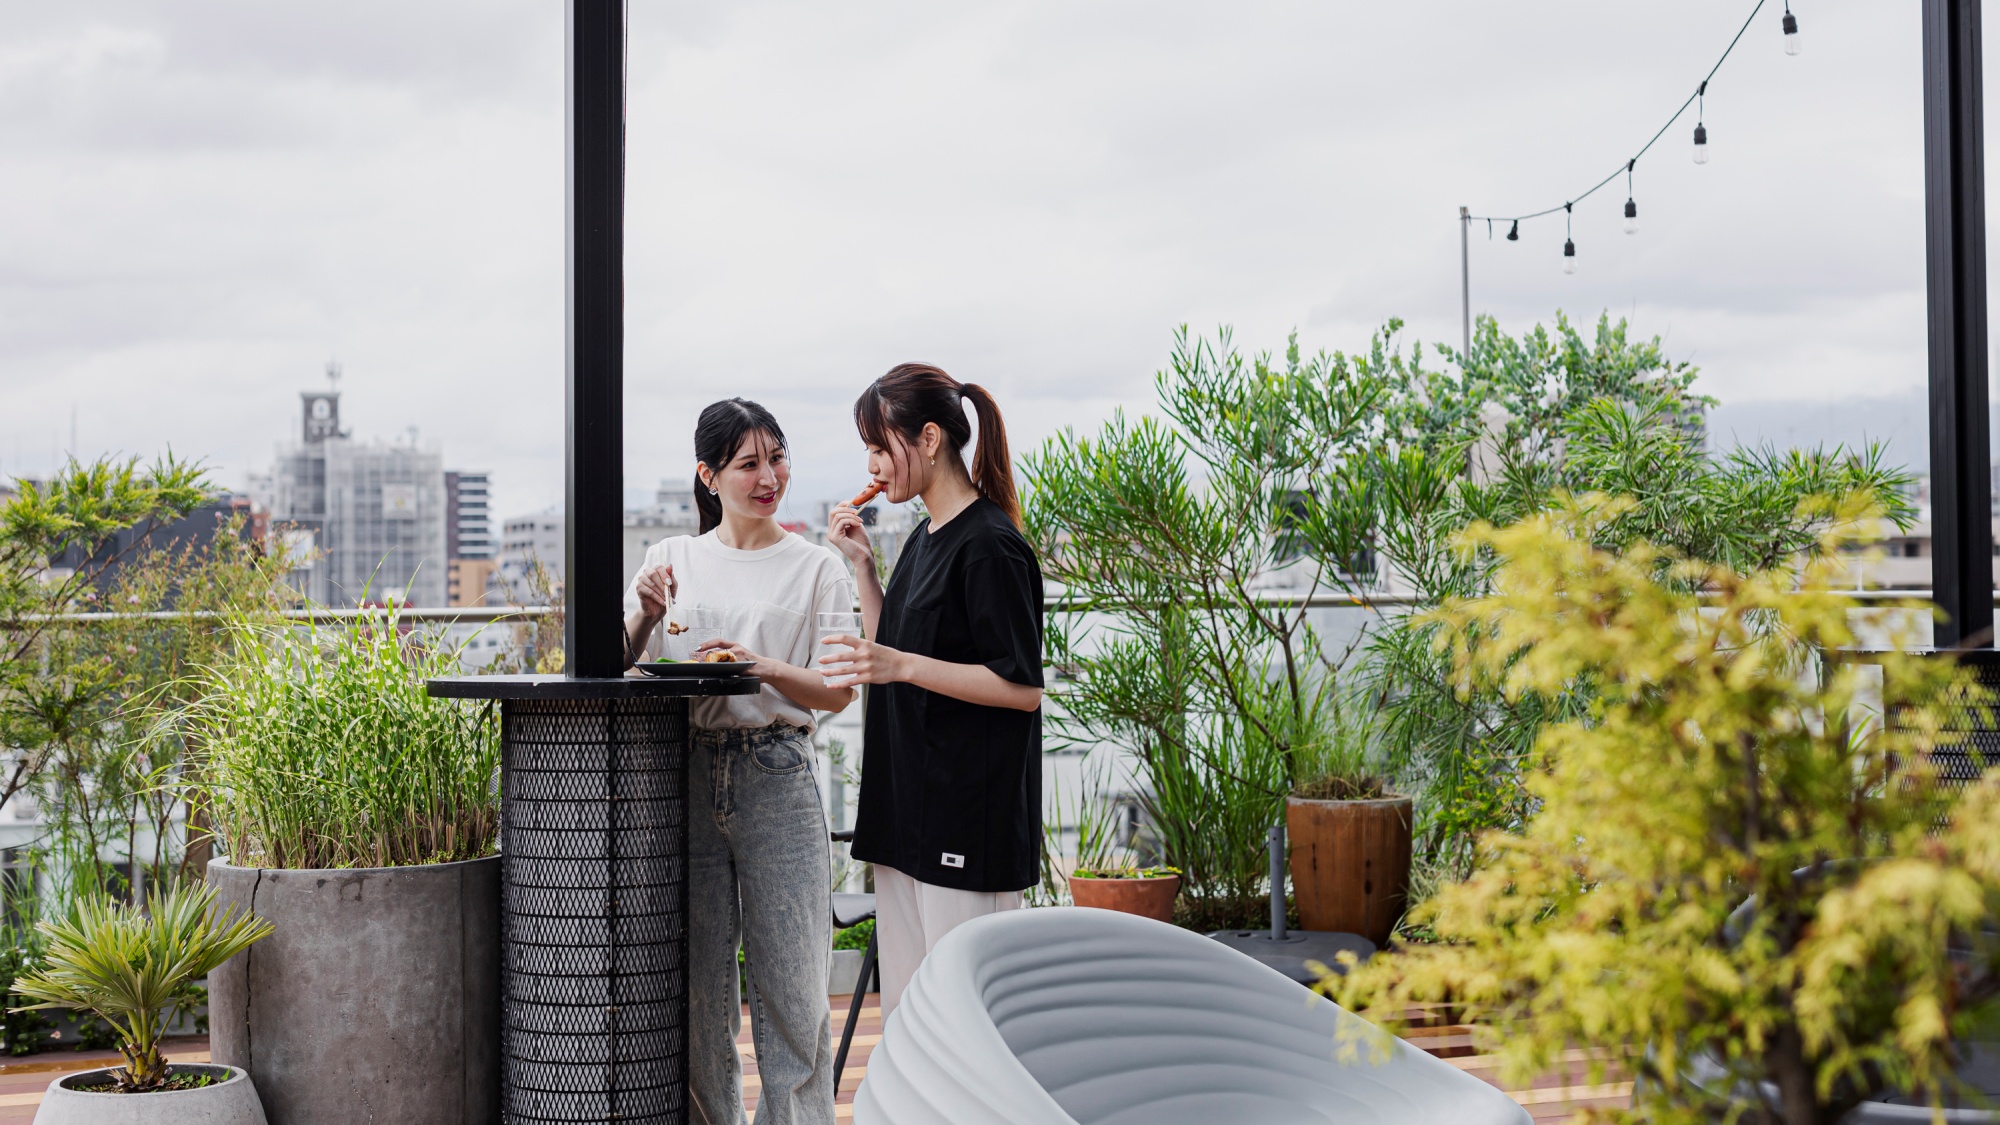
[0,1,1957,522]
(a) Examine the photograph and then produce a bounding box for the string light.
[1623,160,1639,235]
[1693,82,1710,164]
[1465,0,1788,273]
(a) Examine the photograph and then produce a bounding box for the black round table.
[429,673,758,1125]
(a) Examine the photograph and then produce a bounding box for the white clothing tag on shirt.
[941,852,966,868]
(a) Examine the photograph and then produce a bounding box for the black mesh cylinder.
[501,697,689,1124]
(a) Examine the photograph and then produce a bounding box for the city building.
[499,506,565,601]
[622,479,700,586]
[262,382,448,607]
[500,480,704,603]
[448,558,501,607]
[445,471,495,561]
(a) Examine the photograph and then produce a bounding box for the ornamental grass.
[189,608,499,869]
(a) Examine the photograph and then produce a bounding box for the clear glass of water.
[816,611,864,687]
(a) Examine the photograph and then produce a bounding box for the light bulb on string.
[1622,160,1638,235]
[1783,5,1801,55]
[1562,203,1577,274]
[1506,220,1519,241]
[1693,81,1710,164]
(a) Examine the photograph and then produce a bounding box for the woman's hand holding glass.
[817,634,907,686]
[816,612,865,687]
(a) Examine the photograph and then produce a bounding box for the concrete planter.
[34,1064,266,1125]
[207,855,499,1125]
[1065,872,1182,922]
[829,947,865,995]
[1286,794,1414,946]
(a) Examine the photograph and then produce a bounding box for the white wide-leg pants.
[872,865,1022,1022]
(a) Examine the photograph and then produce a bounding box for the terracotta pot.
[1286,795,1413,946]
[1066,873,1181,923]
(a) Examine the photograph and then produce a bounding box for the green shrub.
[833,918,873,952]
[1337,503,2000,1123]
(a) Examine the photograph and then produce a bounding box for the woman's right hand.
[828,504,874,568]
[635,564,676,620]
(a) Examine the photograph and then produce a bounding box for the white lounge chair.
[854,906,1532,1125]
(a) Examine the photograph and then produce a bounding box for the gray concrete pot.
[829,947,865,995]
[207,855,499,1125]
[34,1064,266,1125]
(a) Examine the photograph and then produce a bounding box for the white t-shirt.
[621,530,857,732]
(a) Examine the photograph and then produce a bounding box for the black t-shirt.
[850,497,1044,893]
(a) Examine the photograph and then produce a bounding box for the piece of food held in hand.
[849,481,884,506]
[664,621,687,635]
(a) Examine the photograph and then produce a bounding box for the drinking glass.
[817,611,864,687]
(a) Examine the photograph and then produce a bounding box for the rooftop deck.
[0,999,1631,1122]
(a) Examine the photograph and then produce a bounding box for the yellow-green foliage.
[1334,499,2000,1125]
[11,883,271,1091]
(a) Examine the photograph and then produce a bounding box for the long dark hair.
[853,363,1021,528]
[693,398,788,535]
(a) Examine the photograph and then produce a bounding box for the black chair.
[829,829,877,1091]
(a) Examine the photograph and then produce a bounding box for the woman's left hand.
[817,634,910,685]
[695,638,774,676]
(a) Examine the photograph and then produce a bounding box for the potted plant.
[1286,700,1411,946]
[187,607,501,1125]
[14,883,272,1124]
[1055,764,1183,922]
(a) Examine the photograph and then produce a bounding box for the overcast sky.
[0,1,1959,523]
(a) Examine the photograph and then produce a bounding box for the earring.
[929,455,936,466]
[708,488,718,496]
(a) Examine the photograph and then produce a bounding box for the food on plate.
[849,481,884,507]
[702,649,736,663]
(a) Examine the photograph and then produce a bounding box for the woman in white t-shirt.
[622,398,856,1125]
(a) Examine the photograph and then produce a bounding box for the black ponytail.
[853,364,1022,528]
[692,398,788,535]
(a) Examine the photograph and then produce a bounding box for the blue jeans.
[689,725,834,1125]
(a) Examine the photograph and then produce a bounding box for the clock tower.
[301,391,342,443]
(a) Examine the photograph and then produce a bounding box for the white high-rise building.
[499,506,565,601]
[446,471,495,560]
[264,385,447,607]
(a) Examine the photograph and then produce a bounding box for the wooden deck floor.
[0,1004,1629,1121]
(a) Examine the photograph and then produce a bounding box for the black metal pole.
[566,0,628,678]
[1924,0,1995,649]
[431,5,758,1121]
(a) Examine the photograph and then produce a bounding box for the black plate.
[637,660,755,678]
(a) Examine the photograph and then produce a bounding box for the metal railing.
[2,587,1967,628]
[8,605,556,626]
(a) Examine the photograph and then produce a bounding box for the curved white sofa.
[854,907,1531,1125]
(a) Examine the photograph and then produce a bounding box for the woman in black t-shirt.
[823,363,1044,1022]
